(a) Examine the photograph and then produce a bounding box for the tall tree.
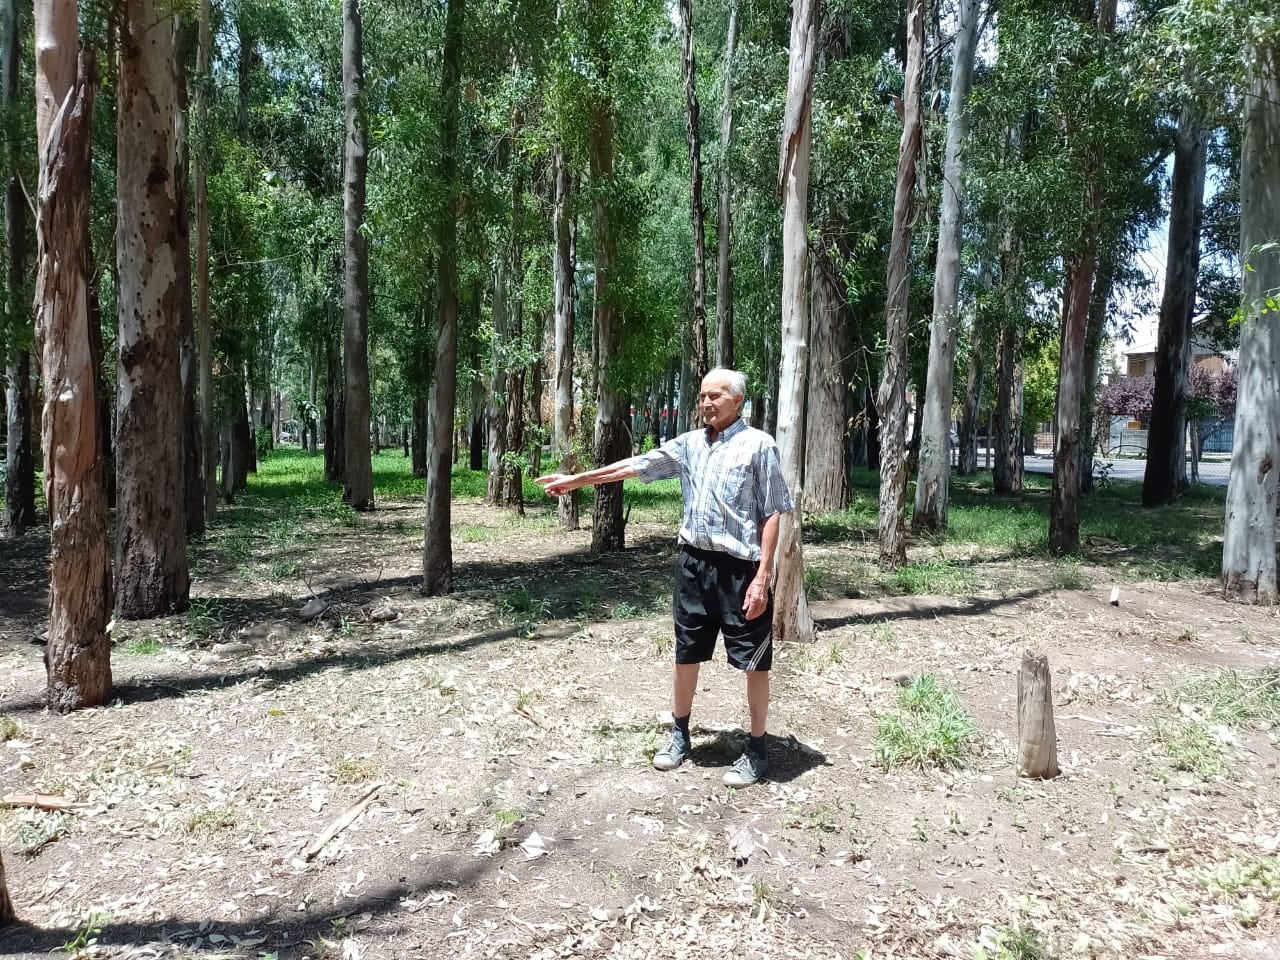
[587,0,628,553]
[423,0,465,594]
[713,0,737,368]
[1222,42,1280,603]
[34,3,112,709]
[195,0,216,520]
[174,20,204,537]
[342,0,374,510]
[678,0,708,388]
[1143,104,1207,506]
[914,0,979,530]
[1048,0,1115,557]
[552,146,579,530]
[115,0,191,618]
[877,0,925,568]
[2,0,34,537]
[771,0,817,644]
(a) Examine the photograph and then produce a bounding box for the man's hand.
[535,473,576,497]
[743,574,770,621]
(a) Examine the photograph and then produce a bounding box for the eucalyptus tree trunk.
[341,0,373,510]
[503,149,526,514]
[1222,43,1280,603]
[958,324,983,475]
[714,0,737,368]
[993,323,1020,494]
[1143,107,1207,507]
[174,20,203,538]
[1049,248,1097,556]
[589,78,628,552]
[877,0,925,569]
[772,0,818,644]
[486,222,509,504]
[1080,248,1114,494]
[468,307,485,471]
[914,0,978,531]
[552,147,579,529]
[804,246,847,512]
[116,0,190,619]
[35,10,112,709]
[678,0,709,385]
[2,0,34,537]
[195,0,215,518]
[423,0,465,594]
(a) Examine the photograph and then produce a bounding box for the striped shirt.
[630,418,795,561]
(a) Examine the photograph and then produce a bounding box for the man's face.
[699,375,743,432]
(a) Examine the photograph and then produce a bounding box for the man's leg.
[746,669,769,737]
[674,661,701,719]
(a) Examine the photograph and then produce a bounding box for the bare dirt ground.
[3,489,1280,960]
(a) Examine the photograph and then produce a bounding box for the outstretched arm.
[535,460,639,496]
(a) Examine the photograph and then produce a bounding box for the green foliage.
[874,674,981,770]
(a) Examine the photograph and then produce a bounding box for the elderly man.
[536,368,794,786]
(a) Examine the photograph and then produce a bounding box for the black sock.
[750,734,766,756]
[674,714,690,735]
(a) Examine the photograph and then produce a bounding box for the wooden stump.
[1017,650,1059,779]
[0,848,15,925]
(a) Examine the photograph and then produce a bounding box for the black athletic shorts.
[672,544,773,672]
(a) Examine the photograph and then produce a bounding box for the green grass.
[120,638,163,656]
[977,925,1053,960]
[874,674,981,770]
[0,714,20,742]
[1154,717,1229,778]
[1173,670,1280,728]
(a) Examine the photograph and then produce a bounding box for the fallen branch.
[304,782,385,862]
[1,792,89,812]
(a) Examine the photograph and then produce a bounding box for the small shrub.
[329,756,379,784]
[874,674,980,770]
[0,714,20,742]
[184,802,237,836]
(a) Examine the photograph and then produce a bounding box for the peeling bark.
[34,20,112,709]
[115,0,190,618]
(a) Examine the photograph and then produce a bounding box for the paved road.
[1021,454,1229,487]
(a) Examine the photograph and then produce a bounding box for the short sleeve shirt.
[630,418,795,561]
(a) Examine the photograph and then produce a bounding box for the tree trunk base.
[1017,650,1059,779]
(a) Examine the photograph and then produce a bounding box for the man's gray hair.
[706,367,748,399]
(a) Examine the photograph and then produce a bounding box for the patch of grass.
[1154,718,1228,778]
[1048,562,1089,591]
[1197,855,1280,896]
[184,802,237,836]
[184,598,223,643]
[120,637,163,656]
[13,810,71,854]
[804,566,827,596]
[329,756,379,784]
[496,587,551,635]
[977,924,1052,960]
[790,639,845,676]
[874,674,981,770]
[1174,669,1280,728]
[650,629,674,658]
[883,558,975,596]
[460,524,494,542]
[609,601,640,619]
[0,714,20,742]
